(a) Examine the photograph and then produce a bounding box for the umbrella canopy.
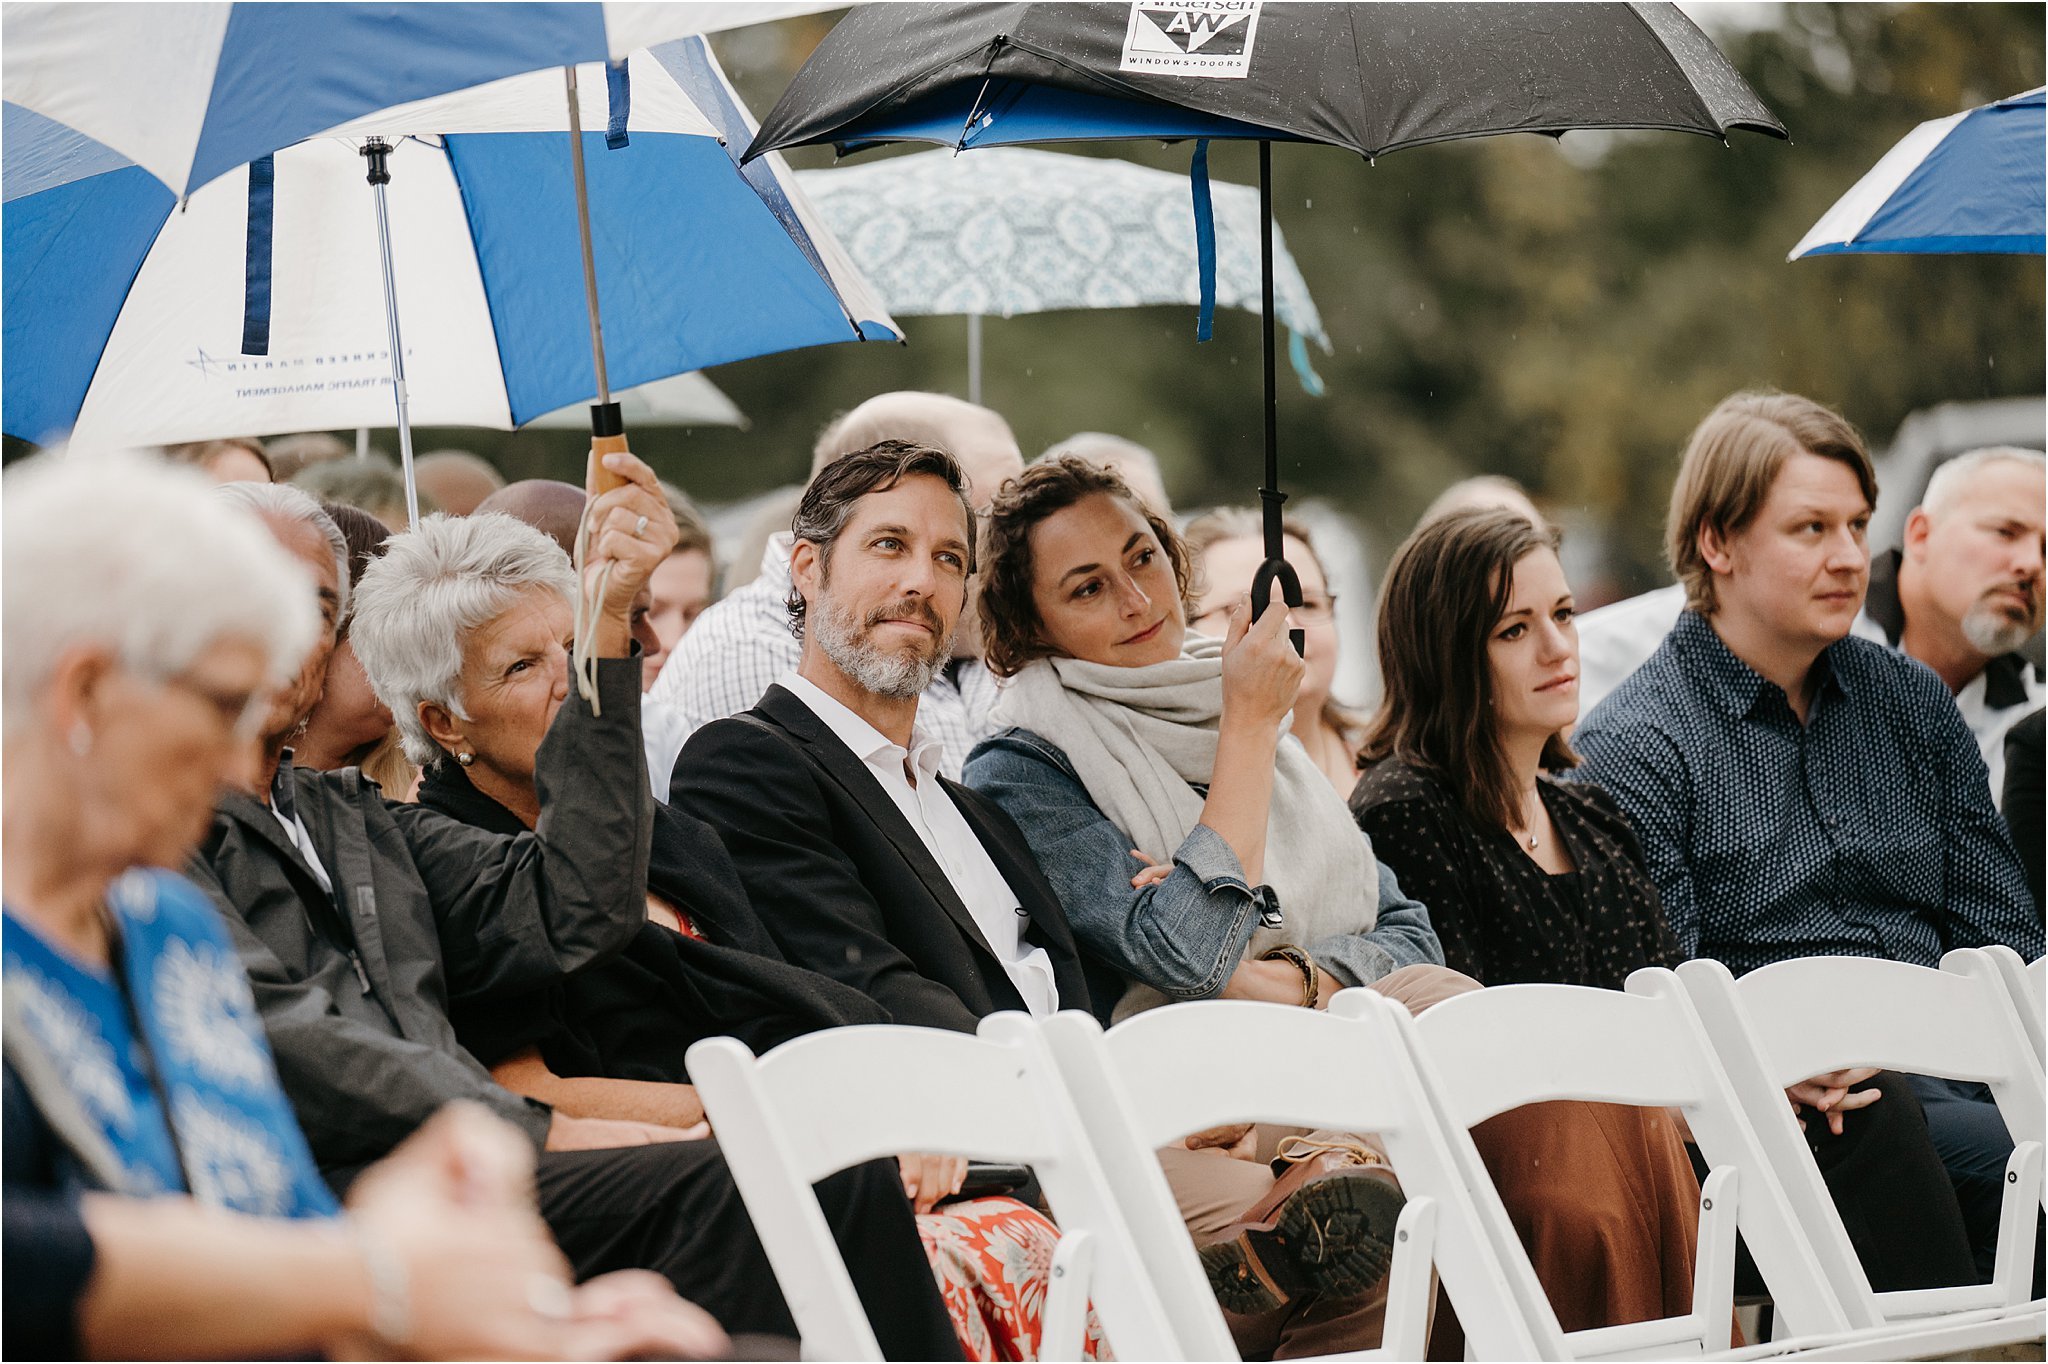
[3,39,894,449]
[527,371,748,430]
[1790,87,2045,259]
[1,1,838,200]
[792,145,1329,360]
[748,3,1786,160]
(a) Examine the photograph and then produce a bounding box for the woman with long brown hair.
[1352,505,1978,1313]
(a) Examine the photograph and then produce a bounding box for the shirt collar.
[1862,548,1906,645]
[1985,653,2038,709]
[1672,610,1847,721]
[778,669,939,772]
[761,532,794,581]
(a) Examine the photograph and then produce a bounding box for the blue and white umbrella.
[3,38,895,451]
[1791,87,2045,259]
[0,2,835,200]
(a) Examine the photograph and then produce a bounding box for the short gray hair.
[216,480,352,628]
[350,512,577,765]
[1037,432,1170,514]
[3,451,321,731]
[1921,447,2046,523]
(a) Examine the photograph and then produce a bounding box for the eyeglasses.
[1191,592,1339,633]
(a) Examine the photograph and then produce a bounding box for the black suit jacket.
[670,683,1092,1032]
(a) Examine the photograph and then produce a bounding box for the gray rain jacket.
[189,658,652,1186]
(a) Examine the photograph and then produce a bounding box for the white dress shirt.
[643,532,1003,798]
[778,669,1060,1016]
[270,806,334,894]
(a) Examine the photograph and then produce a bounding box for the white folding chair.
[1041,994,1561,1361]
[1952,944,2047,1065]
[1375,970,1860,1360]
[1670,954,2045,1358]
[686,1014,1180,1361]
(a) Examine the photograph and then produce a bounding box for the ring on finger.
[633,513,649,537]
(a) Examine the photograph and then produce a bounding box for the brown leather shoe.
[1198,1138,1405,1316]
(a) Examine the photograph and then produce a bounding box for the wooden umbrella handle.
[587,431,630,495]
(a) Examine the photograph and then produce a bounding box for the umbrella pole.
[563,66,628,489]
[967,311,983,405]
[361,138,419,527]
[563,64,628,713]
[1251,140,1304,655]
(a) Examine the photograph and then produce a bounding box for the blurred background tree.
[24,3,2033,600]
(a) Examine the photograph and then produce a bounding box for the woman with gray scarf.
[965,456,1708,1360]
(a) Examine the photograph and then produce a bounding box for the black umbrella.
[749,2,1786,644]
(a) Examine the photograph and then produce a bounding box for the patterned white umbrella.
[794,147,1331,397]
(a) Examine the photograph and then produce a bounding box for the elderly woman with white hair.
[1,451,721,1361]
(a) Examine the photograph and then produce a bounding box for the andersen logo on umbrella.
[1121,0,1263,78]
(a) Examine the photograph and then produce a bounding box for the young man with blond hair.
[1575,390,2038,1288]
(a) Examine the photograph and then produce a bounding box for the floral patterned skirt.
[917,1197,1114,1361]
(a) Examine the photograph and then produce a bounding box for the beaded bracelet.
[1258,944,1320,1009]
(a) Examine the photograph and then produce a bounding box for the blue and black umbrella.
[748,1,1787,641]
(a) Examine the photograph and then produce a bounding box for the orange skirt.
[1429,1099,1712,1359]
[918,1197,1114,1361]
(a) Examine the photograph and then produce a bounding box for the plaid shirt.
[645,533,1003,795]
[1572,610,2039,975]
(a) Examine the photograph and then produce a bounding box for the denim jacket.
[963,727,1442,1012]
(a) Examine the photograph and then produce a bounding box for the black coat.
[419,759,889,1080]
[670,684,1092,1032]
[188,658,652,1184]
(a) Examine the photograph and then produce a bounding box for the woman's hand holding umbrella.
[579,450,678,659]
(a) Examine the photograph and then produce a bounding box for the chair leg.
[1692,1166,1740,1352]
[1041,1229,1095,1363]
[1381,1196,1439,1359]
[1992,1141,2044,1308]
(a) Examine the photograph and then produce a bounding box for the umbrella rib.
[1620,2,1733,142]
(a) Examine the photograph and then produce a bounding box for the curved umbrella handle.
[1250,554,1306,658]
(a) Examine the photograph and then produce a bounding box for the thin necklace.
[1514,786,1541,851]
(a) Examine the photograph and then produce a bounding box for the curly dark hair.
[1360,506,1579,831]
[978,455,1194,678]
[785,439,973,639]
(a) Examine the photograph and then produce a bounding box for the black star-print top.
[1350,759,1683,990]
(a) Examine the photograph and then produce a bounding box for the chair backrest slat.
[1407,982,1707,1127]
[713,1024,1063,1181]
[1732,956,2018,1088]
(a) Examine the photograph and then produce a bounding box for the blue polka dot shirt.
[1572,610,2040,975]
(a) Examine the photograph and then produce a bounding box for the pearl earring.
[69,722,93,757]
[456,751,474,768]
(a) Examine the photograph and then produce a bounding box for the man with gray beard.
[1885,447,2044,794]
[669,442,1094,1032]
